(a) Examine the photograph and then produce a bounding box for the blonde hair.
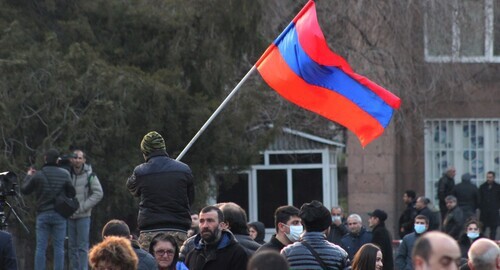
[89,236,138,270]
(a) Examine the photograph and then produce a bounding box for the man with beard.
[185,206,247,270]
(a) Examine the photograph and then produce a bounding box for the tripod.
[0,195,30,233]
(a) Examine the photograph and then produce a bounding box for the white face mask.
[285,224,303,242]
[332,216,342,222]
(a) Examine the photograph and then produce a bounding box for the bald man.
[412,231,461,270]
[467,238,500,270]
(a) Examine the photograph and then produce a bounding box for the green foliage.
[0,0,280,267]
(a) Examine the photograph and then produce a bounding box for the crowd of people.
[8,132,500,269]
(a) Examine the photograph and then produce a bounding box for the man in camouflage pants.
[127,131,195,249]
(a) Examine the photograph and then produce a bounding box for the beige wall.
[346,123,398,237]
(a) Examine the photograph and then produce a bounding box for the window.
[424,119,500,204]
[424,0,500,62]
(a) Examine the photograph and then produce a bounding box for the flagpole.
[176,65,257,161]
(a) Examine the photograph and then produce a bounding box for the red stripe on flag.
[257,45,385,147]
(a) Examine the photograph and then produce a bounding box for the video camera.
[58,153,76,172]
[0,171,17,197]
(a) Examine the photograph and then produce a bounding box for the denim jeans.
[68,217,91,270]
[35,210,67,270]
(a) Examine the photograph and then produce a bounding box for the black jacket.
[127,150,195,231]
[458,233,484,259]
[21,164,75,213]
[185,230,248,270]
[479,181,500,225]
[399,201,417,238]
[452,180,479,218]
[255,234,286,253]
[443,206,464,240]
[371,223,394,270]
[327,219,348,245]
[248,221,266,244]
[417,207,440,231]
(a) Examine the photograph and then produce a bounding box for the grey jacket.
[70,164,103,219]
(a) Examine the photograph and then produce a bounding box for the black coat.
[458,233,485,258]
[417,207,440,231]
[452,180,479,219]
[185,230,248,270]
[398,201,417,238]
[327,220,349,245]
[443,206,464,240]
[371,223,394,270]
[255,234,285,253]
[127,150,195,231]
[479,182,500,225]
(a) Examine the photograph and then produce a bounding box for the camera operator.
[21,148,75,270]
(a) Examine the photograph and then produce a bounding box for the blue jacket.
[281,232,350,270]
[340,227,372,260]
[396,232,421,270]
[0,231,17,270]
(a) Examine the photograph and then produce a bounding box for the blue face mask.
[467,232,479,239]
[285,224,303,242]
[414,224,427,234]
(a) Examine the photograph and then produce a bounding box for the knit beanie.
[299,200,332,232]
[140,131,166,156]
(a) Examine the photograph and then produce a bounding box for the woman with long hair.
[352,243,383,270]
[149,233,189,270]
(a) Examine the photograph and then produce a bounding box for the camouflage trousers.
[138,230,187,250]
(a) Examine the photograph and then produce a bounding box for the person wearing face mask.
[281,200,350,269]
[256,205,301,254]
[458,220,484,259]
[327,206,349,246]
[396,215,429,270]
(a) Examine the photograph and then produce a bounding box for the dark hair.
[219,202,249,234]
[405,190,416,200]
[274,206,300,233]
[299,200,331,232]
[200,205,224,223]
[487,171,496,177]
[351,243,381,270]
[412,235,432,262]
[102,219,130,239]
[149,233,179,270]
[414,215,429,224]
[247,250,289,270]
[464,219,483,232]
[89,236,138,270]
[45,148,60,164]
